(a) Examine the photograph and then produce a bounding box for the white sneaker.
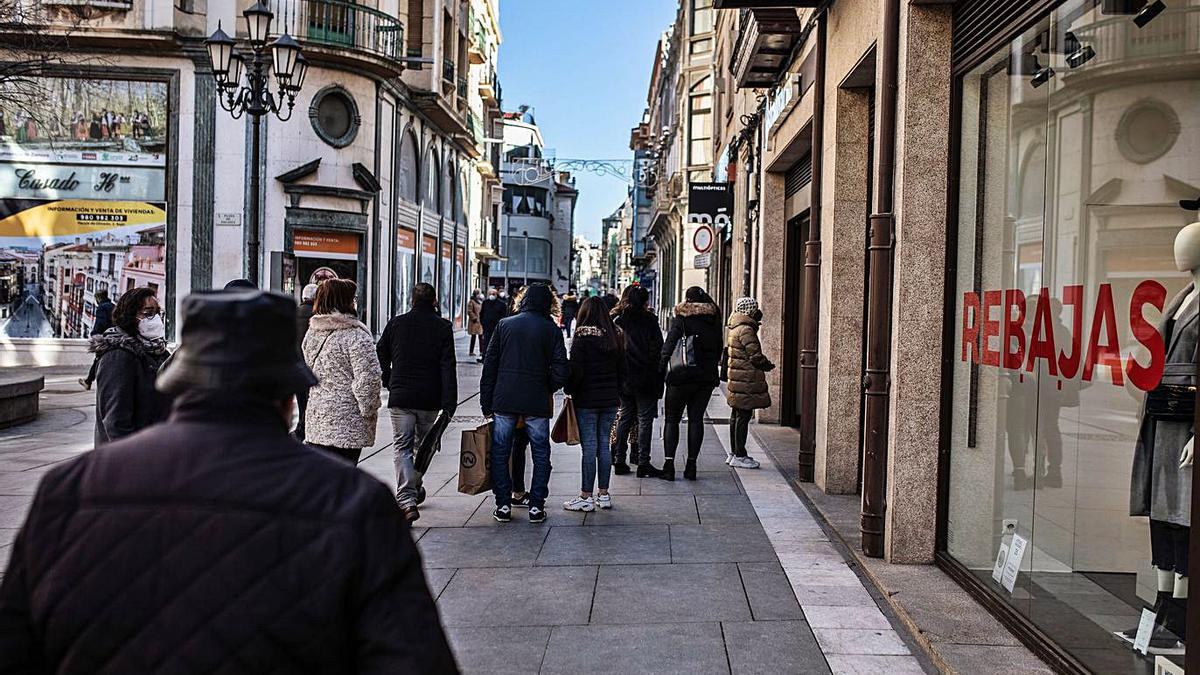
[563,496,595,512]
[595,494,612,510]
[730,456,761,469]
[725,452,735,465]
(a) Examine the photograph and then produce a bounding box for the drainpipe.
[860,0,900,559]
[797,9,827,483]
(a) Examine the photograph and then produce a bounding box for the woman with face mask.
[92,287,173,445]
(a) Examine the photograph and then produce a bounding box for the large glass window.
[946,1,1200,671]
[691,0,712,35]
[689,87,713,167]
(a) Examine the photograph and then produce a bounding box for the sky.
[498,0,677,243]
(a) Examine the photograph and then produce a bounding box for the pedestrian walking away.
[610,284,664,477]
[563,296,624,512]
[0,290,458,674]
[78,289,115,390]
[478,287,507,363]
[660,286,723,481]
[467,289,484,355]
[480,283,569,524]
[725,297,775,469]
[560,287,580,337]
[91,286,172,446]
[294,282,318,441]
[302,278,382,464]
[378,282,458,523]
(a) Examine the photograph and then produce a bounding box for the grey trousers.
[390,408,439,507]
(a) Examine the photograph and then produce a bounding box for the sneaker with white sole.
[730,456,761,469]
[492,505,512,522]
[529,506,547,523]
[725,453,735,465]
[563,496,595,512]
[595,494,612,510]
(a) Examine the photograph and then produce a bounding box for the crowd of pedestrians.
[1,275,779,671]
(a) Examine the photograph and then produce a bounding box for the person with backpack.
[659,286,723,480]
[562,297,625,512]
[610,285,664,477]
[724,297,775,469]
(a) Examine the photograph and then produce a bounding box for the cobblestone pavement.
[0,334,938,674]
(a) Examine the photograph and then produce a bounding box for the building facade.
[0,0,501,364]
[640,0,1200,671]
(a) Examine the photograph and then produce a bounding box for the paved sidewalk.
[0,335,940,674]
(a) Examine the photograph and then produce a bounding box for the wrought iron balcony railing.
[443,57,456,82]
[271,0,403,63]
[457,75,468,101]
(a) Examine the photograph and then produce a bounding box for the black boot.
[659,459,675,481]
[1163,596,1187,640]
[1120,590,1172,641]
[613,447,631,475]
[636,462,662,478]
[683,458,697,481]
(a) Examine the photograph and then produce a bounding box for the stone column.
[757,170,788,424]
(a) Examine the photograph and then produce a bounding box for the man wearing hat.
[0,290,457,673]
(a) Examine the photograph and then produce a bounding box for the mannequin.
[1122,221,1198,653]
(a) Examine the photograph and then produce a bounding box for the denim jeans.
[390,408,439,507]
[613,393,658,464]
[491,414,552,508]
[510,425,530,494]
[664,383,714,460]
[577,407,617,493]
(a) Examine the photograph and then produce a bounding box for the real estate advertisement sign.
[0,76,169,340]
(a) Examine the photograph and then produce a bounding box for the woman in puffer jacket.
[724,297,775,469]
[302,279,382,464]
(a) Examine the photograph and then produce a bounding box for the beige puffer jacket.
[725,312,773,410]
[302,312,382,449]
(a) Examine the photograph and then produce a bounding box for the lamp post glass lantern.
[204,6,307,286]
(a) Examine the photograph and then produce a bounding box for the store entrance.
[293,228,365,317]
[781,213,809,427]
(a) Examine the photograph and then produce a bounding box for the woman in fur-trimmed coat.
[724,297,775,468]
[302,279,382,464]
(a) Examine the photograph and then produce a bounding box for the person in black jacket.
[611,285,664,477]
[78,290,115,390]
[560,287,580,337]
[91,287,172,446]
[478,287,507,363]
[377,282,458,523]
[293,282,318,440]
[562,296,625,512]
[480,283,569,524]
[0,290,458,674]
[659,286,723,480]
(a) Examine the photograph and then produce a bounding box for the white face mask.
[139,314,166,340]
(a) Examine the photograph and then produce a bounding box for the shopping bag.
[551,396,581,445]
[414,410,451,475]
[458,421,493,495]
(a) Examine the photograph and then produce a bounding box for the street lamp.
[204,4,306,286]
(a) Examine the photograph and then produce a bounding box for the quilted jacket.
[725,312,774,410]
[0,395,458,674]
[90,327,172,446]
[302,312,382,449]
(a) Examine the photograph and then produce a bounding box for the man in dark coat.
[0,290,458,675]
[480,283,569,524]
[478,287,507,362]
[293,282,318,440]
[377,282,458,523]
[78,290,115,389]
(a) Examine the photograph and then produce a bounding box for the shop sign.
[0,146,165,167]
[687,182,732,233]
[960,281,1168,392]
[1,163,166,201]
[294,229,360,259]
[764,73,802,137]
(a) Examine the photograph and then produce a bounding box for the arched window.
[456,169,467,225]
[425,147,441,209]
[399,130,419,204]
[443,159,454,217]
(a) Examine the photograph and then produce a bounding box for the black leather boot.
[683,458,697,481]
[613,448,631,475]
[636,462,662,478]
[659,459,675,481]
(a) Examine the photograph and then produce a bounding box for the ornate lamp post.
[205,1,308,286]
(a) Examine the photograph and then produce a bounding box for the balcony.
[443,57,456,83]
[479,66,497,103]
[730,8,805,89]
[468,11,487,64]
[1071,5,1200,70]
[271,0,404,71]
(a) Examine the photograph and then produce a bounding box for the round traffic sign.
[693,225,714,254]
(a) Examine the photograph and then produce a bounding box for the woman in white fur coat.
[301,278,382,463]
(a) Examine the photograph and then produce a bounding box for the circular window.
[309,86,360,148]
[1116,99,1179,165]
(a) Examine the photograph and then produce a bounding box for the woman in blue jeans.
[562,297,625,512]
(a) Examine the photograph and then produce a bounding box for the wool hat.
[734,297,759,316]
[157,290,317,397]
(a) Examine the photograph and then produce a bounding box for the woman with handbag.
[725,297,775,469]
[561,297,625,511]
[302,279,382,464]
[659,287,724,480]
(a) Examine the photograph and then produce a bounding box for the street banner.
[687,182,732,232]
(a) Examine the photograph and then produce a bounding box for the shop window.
[308,86,360,148]
[425,148,441,209]
[398,131,420,204]
[945,1,1199,670]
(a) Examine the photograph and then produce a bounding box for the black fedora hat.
[157,290,317,397]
